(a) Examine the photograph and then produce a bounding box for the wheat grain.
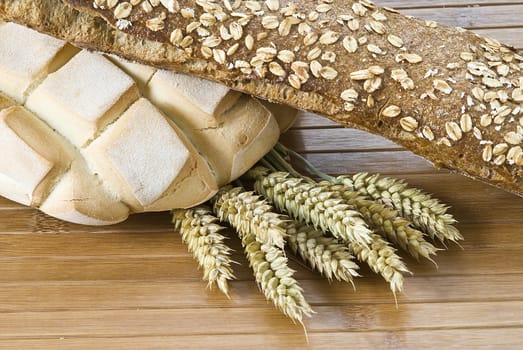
[172,206,235,296]
[348,233,410,295]
[211,186,287,248]
[338,174,463,244]
[248,168,373,246]
[286,220,360,285]
[322,182,439,261]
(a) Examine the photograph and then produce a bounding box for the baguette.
[2,0,521,197]
[0,21,294,225]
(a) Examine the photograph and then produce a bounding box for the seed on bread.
[113,2,132,19]
[400,117,418,132]
[387,34,403,48]
[382,105,401,118]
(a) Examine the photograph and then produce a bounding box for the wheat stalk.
[211,186,287,248]
[172,206,235,296]
[322,181,439,262]
[339,173,463,244]
[211,186,313,323]
[285,220,360,285]
[248,168,373,246]
[348,233,410,296]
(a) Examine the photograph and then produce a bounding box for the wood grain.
[1,1,523,349]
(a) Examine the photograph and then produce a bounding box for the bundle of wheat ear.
[174,143,461,325]
[3,0,522,326]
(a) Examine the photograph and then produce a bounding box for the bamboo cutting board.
[1,1,523,349]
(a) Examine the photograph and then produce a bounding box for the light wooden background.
[1,1,523,349]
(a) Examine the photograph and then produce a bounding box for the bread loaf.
[2,0,521,197]
[0,21,294,225]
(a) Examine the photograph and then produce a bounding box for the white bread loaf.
[0,22,297,225]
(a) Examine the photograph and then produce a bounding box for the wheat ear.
[210,186,287,248]
[242,233,314,324]
[348,233,410,296]
[212,186,313,323]
[272,143,461,245]
[322,182,439,262]
[248,168,373,247]
[285,220,360,286]
[339,174,463,244]
[172,206,235,296]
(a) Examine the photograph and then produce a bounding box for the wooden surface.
[1,1,523,349]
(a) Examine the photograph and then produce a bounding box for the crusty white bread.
[0,22,296,225]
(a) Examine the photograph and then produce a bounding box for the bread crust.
[1,0,523,197]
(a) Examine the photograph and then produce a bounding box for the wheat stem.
[172,206,236,297]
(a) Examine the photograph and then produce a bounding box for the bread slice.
[4,0,520,197]
[0,21,293,225]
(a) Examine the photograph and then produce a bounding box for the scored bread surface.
[0,21,285,225]
[2,0,521,197]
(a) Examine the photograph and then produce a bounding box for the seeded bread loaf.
[1,0,523,197]
[0,21,292,225]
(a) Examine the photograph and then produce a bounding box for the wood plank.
[0,335,311,350]
[401,5,523,29]
[300,151,437,174]
[0,244,521,285]
[0,257,202,283]
[0,232,184,257]
[0,210,172,234]
[0,301,522,337]
[2,328,523,350]
[290,111,339,129]
[0,273,522,313]
[0,219,519,259]
[0,197,26,210]
[474,28,523,48]
[283,128,400,152]
[311,328,523,350]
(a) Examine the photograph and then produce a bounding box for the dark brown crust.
[1,0,523,197]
